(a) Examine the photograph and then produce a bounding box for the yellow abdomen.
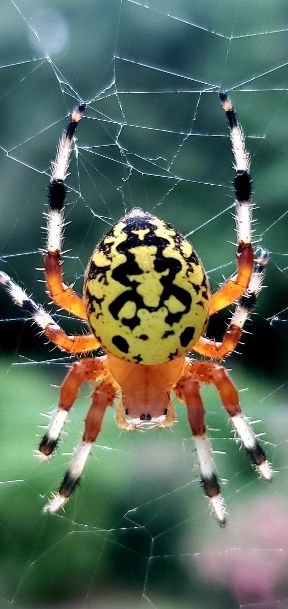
[84,209,210,365]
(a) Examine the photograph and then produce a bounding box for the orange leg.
[0,271,100,354]
[178,378,205,435]
[83,380,116,442]
[173,359,272,524]
[180,361,272,479]
[39,358,109,458]
[194,248,268,359]
[43,378,116,514]
[45,323,100,353]
[45,253,87,319]
[209,242,253,316]
[186,361,241,414]
[175,377,226,525]
[192,325,242,359]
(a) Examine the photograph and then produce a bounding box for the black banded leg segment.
[47,179,66,212]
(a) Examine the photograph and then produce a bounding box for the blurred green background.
[0,1,288,608]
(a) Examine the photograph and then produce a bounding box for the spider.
[0,93,272,525]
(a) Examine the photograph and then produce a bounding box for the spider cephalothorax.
[0,93,272,525]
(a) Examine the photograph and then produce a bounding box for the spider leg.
[0,271,100,353]
[39,358,108,459]
[175,378,227,526]
[44,378,116,514]
[45,103,88,320]
[209,93,254,316]
[183,360,273,480]
[193,248,268,359]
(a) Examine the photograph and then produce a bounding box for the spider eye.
[139,413,152,421]
[163,408,168,415]
[125,408,129,415]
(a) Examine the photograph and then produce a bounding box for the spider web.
[0,1,288,608]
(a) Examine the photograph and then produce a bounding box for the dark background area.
[0,1,287,608]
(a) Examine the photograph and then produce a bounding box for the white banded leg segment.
[229,300,250,333]
[52,133,72,183]
[3,272,66,337]
[39,408,68,459]
[47,208,64,254]
[237,201,252,245]
[0,269,98,353]
[230,123,250,173]
[219,92,250,173]
[231,413,272,480]
[42,492,67,514]
[47,104,85,233]
[194,434,227,526]
[0,271,35,308]
[43,440,93,514]
[0,271,59,332]
[51,104,85,182]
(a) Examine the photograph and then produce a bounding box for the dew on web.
[0,1,288,608]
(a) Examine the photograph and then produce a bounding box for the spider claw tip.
[219,90,227,101]
[43,493,67,514]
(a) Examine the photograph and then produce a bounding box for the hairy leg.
[194,248,268,359]
[0,271,100,353]
[182,360,272,480]
[43,377,116,514]
[45,104,88,319]
[39,358,108,458]
[175,377,226,525]
[209,93,254,315]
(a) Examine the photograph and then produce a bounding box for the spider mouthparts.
[125,414,167,430]
[140,413,152,421]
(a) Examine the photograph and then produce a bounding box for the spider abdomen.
[84,208,210,365]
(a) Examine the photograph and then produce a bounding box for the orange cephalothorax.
[108,354,185,429]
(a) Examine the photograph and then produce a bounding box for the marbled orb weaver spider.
[0,93,272,525]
